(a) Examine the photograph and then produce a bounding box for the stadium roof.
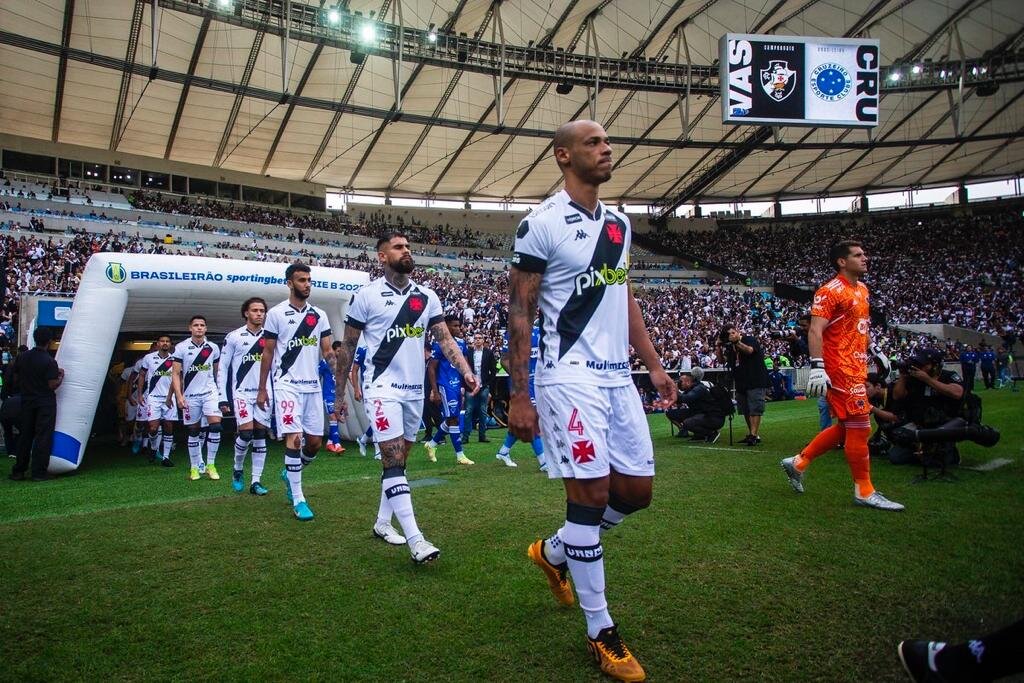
[1,0,1022,214]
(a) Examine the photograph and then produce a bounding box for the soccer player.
[257,263,337,521]
[508,120,676,682]
[350,344,381,460]
[335,232,480,563]
[137,335,176,467]
[780,240,904,511]
[171,316,223,481]
[495,323,546,470]
[217,297,272,495]
[423,314,474,466]
[320,341,345,453]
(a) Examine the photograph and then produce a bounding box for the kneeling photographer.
[884,348,999,466]
[665,368,731,444]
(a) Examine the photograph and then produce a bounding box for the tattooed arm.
[507,267,541,441]
[429,321,479,395]
[332,325,361,421]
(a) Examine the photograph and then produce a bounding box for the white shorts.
[536,383,654,480]
[365,397,422,443]
[125,401,138,422]
[275,389,324,436]
[233,391,273,428]
[146,395,177,423]
[182,392,220,425]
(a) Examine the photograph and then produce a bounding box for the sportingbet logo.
[242,352,262,363]
[573,263,628,295]
[285,336,317,350]
[384,323,425,343]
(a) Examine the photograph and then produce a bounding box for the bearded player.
[509,120,676,682]
[780,240,904,511]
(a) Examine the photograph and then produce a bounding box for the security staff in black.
[10,327,64,481]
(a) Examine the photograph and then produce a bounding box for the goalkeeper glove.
[806,358,832,398]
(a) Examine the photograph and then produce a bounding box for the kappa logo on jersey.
[385,300,395,306]
[571,440,595,464]
[573,263,629,296]
[575,230,587,240]
[604,222,623,245]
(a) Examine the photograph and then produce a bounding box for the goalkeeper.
[780,240,905,511]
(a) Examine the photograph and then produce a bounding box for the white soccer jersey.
[217,325,267,401]
[141,352,175,398]
[172,338,221,398]
[344,277,443,402]
[264,300,331,394]
[512,190,632,388]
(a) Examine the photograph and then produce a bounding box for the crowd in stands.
[128,191,513,252]
[0,205,949,371]
[645,212,1024,336]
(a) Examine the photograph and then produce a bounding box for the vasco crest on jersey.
[408,294,426,313]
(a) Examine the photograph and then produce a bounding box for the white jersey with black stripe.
[263,300,331,394]
[217,325,268,401]
[172,338,220,398]
[512,190,633,388]
[344,277,444,402]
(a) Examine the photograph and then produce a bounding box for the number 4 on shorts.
[567,408,585,436]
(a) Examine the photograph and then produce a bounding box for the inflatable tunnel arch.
[52,253,371,474]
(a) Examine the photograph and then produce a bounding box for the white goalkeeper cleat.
[854,489,905,511]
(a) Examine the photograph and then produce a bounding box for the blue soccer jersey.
[431,337,468,418]
[319,359,336,403]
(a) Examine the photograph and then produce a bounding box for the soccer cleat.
[372,521,406,546]
[206,464,220,480]
[198,463,207,476]
[232,469,244,492]
[424,442,437,462]
[455,455,475,465]
[496,453,518,467]
[281,469,293,503]
[706,430,721,444]
[539,461,549,472]
[131,441,141,455]
[357,436,368,457]
[780,457,804,494]
[855,489,905,511]
[409,537,440,564]
[189,466,200,481]
[161,457,174,468]
[374,451,381,461]
[527,539,574,606]
[293,501,314,521]
[587,625,647,682]
[897,640,946,682]
[249,481,269,496]
[325,442,345,454]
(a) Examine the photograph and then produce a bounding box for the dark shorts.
[735,388,766,416]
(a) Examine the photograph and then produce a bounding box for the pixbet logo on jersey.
[285,336,317,350]
[241,353,263,363]
[573,263,629,296]
[384,323,425,344]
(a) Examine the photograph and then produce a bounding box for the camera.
[719,330,732,344]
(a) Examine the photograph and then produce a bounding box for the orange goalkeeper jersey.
[811,275,870,387]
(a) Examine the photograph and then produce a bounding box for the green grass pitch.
[1,391,1022,681]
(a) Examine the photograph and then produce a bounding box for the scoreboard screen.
[720,34,880,128]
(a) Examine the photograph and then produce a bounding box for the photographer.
[716,323,769,446]
[665,367,726,443]
[886,348,999,466]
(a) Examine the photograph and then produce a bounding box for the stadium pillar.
[958,181,968,205]
[693,203,702,218]
[859,192,869,214]
[773,200,782,218]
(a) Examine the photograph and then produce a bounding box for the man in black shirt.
[665,368,725,443]
[10,328,63,481]
[716,324,769,446]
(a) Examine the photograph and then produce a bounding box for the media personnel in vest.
[665,368,726,444]
[885,348,999,466]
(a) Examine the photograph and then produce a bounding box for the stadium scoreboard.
[720,34,880,128]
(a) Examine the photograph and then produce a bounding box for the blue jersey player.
[496,324,546,470]
[350,345,381,459]
[424,315,473,465]
[319,340,345,453]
